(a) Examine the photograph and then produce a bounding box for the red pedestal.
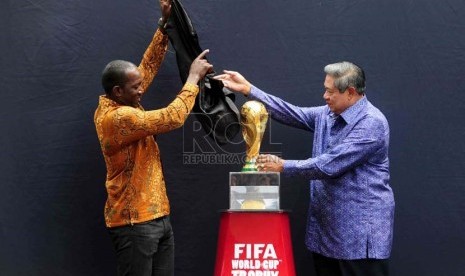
[214,211,296,276]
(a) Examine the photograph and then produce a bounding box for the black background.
[1,0,465,275]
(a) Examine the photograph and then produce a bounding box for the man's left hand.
[256,154,284,173]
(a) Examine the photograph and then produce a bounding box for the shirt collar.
[98,95,143,110]
[327,96,367,124]
[98,95,119,109]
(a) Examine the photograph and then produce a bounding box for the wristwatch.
[157,17,168,31]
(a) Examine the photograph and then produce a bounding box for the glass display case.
[229,172,280,210]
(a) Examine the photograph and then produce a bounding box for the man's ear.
[347,86,357,96]
[112,86,122,97]
[347,87,359,100]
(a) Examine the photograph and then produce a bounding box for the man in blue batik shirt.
[215,62,395,276]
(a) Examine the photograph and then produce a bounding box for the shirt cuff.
[249,85,262,99]
[183,82,199,94]
[283,160,298,176]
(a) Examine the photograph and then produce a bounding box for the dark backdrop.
[1,0,465,275]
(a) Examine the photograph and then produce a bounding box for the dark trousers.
[312,253,389,276]
[108,216,174,276]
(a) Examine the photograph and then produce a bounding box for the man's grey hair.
[324,61,366,95]
[101,60,138,94]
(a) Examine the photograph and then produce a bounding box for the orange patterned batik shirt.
[94,29,199,227]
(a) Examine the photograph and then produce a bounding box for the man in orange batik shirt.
[94,1,212,275]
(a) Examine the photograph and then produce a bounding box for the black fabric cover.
[166,0,240,145]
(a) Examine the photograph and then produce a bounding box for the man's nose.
[323,91,329,100]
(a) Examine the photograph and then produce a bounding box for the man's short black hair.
[101,60,137,94]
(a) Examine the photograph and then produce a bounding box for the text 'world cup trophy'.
[241,100,268,172]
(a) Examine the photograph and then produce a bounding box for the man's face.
[323,75,350,115]
[118,68,143,107]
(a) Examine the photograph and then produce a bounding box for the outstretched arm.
[215,70,320,131]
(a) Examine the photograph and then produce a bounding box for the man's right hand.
[186,50,213,85]
[213,70,252,96]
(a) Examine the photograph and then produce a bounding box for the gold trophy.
[241,100,268,172]
[239,100,269,209]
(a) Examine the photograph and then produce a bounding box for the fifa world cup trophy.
[240,100,268,172]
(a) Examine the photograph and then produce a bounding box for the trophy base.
[241,161,258,172]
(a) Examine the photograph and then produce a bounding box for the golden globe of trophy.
[240,100,269,172]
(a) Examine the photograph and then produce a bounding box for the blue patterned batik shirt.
[249,86,395,260]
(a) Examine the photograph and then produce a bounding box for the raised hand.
[186,50,214,85]
[159,0,172,22]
